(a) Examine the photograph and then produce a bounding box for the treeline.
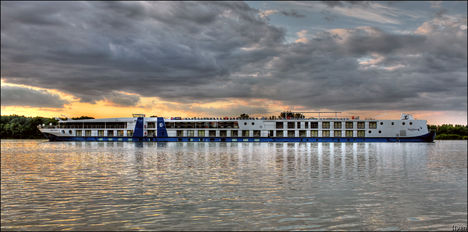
[1,115,59,139]
[428,124,468,140]
[1,115,467,140]
[0,115,93,139]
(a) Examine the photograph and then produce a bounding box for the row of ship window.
[276,121,375,129]
[161,121,381,129]
[62,130,132,137]
[63,129,380,137]
[59,122,127,128]
[59,121,413,129]
[172,130,372,137]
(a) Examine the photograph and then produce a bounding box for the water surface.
[1,140,467,230]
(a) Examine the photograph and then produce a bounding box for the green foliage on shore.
[428,124,468,140]
[1,115,58,139]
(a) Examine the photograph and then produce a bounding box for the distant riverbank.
[1,115,467,140]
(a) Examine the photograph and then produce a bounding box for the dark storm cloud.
[1,2,466,112]
[1,86,69,108]
[104,91,140,107]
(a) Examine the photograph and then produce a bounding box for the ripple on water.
[1,140,467,230]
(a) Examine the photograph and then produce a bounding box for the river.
[1,140,466,230]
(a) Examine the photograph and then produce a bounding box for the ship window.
[69,130,72,134]
[242,130,250,137]
[209,122,217,128]
[311,122,318,129]
[165,122,175,128]
[231,130,238,137]
[288,130,295,137]
[276,122,283,129]
[357,130,365,137]
[392,122,394,125]
[76,130,82,136]
[305,122,309,129]
[233,122,239,128]
[334,130,342,137]
[107,130,113,137]
[288,122,295,129]
[311,130,318,137]
[61,130,65,134]
[345,122,353,129]
[85,130,92,136]
[253,130,261,137]
[106,122,126,128]
[334,122,342,129]
[345,130,353,137]
[369,122,377,129]
[379,130,382,133]
[369,130,372,133]
[409,122,413,125]
[219,122,235,128]
[402,122,406,125]
[276,130,283,137]
[357,122,365,129]
[127,130,133,137]
[117,130,124,136]
[380,122,383,125]
[269,130,274,137]
[357,130,366,137]
[322,130,330,137]
[299,130,306,137]
[198,130,205,137]
[220,130,227,137]
[322,122,330,129]
[297,122,301,128]
[244,122,247,126]
[209,130,216,137]
[98,130,104,136]
[176,130,184,137]
[83,122,106,128]
[147,122,155,128]
[252,122,255,126]
[148,130,155,137]
[187,130,194,137]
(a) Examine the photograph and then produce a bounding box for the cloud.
[259,9,305,19]
[259,9,278,18]
[1,85,69,108]
[1,1,466,114]
[317,1,423,24]
[279,9,306,18]
[1,1,284,104]
[104,91,140,107]
[295,30,309,43]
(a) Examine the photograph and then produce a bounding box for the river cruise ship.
[38,112,435,142]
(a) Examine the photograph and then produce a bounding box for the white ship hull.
[39,114,435,142]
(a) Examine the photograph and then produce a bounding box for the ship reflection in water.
[1,140,467,230]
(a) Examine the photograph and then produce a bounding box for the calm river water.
[1,140,467,231]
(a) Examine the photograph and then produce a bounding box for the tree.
[239,113,249,119]
[72,116,95,120]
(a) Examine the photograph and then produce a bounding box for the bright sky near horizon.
[1,1,467,125]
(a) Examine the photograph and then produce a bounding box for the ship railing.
[37,125,58,129]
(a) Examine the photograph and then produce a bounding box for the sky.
[1,1,467,125]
